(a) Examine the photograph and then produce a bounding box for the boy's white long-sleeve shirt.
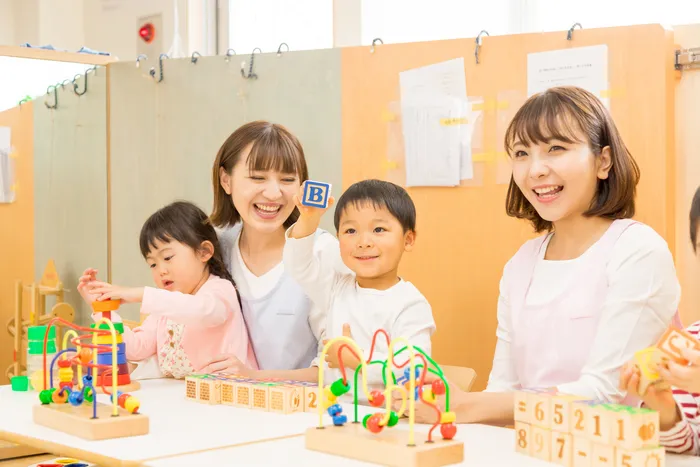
[282,226,436,390]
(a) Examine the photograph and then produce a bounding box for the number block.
[304,385,320,412]
[587,405,613,444]
[573,436,592,467]
[234,382,252,408]
[269,385,303,414]
[197,379,221,405]
[606,405,659,451]
[514,421,531,455]
[551,431,573,466]
[530,392,551,429]
[591,443,615,467]
[514,390,530,423]
[551,394,588,433]
[615,446,665,467]
[656,327,700,365]
[571,400,598,439]
[220,380,236,406]
[530,426,551,462]
[634,347,672,395]
[252,384,271,410]
[301,180,332,208]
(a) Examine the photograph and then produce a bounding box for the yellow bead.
[441,411,456,424]
[58,367,73,382]
[322,386,337,409]
[124,397,140,413]
[422,388,436,403]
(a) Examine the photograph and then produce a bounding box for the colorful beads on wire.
[440,422,457,440]
[364,413,384,433]
[39,388,55,405]
[78,348,93,365]
[52,387,70,404]
[330,378,351,397]
[111,391,140,414]
[68,389,84,406]
[368,390,385,407]
[431,378,446,396]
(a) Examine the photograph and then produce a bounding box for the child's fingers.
[679,347,700,366]
[659,361,691,387]
[627,371,641,396]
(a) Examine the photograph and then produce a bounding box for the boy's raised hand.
[77,268,101,305]
[290,182,334,239]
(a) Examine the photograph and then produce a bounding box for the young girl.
[77,201,256,378]
[619,186,700,456]
[411,86,681,424]
[201,121,349,374]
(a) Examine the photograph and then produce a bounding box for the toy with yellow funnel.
[304,329,464,467]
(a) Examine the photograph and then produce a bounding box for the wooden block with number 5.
[551,394,588,433]
[304,385,320,412]
[530,426,551,462]
[573,436,592,467]
[514,421,531,455]
[616,446,665,467]
[551,431,573,467]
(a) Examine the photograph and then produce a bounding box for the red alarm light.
[139,23,155,43]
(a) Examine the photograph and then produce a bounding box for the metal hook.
[73,67,94,96]
[191,51,201,64]
[276,42,289,57]
[225,49,236,62]
[136,54,148,68]
[44,85,58,109]
[149,53,169,83]
[475,30,490,65]
[567,23,582,40]
[370,38,383,54]
[241,48,261,80]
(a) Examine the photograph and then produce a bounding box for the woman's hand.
[86,281,144,304]
[200,354,251,376]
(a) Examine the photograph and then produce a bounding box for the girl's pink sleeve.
[122,316,159,361]
[140,280,232,327]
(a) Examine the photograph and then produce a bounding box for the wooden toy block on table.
[29,314,148,440]
[301,180,332,208]
[185,373,309,414]
[304,329,464,467]
[514,390,664,466]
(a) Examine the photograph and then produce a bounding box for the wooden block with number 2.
[304,386,319,412]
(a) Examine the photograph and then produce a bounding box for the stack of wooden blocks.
[185,374,321,414]
[514,389,664,466]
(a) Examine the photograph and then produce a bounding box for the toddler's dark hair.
[333,179,416,233]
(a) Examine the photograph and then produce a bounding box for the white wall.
[0,0,15,45]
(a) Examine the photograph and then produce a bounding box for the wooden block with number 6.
[304,385,320,412]
[573,436,592,467]
[551,431,573,467]
[530,426,551,462]
[529,392,552,429]
[616,446,665,467]
[551,394,588,433]
[514,421,531,455]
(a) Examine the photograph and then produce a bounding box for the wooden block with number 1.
[607,406,659,451]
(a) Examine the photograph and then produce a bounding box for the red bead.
[78,348,93,365]
[59,381,73,390]
[366,413,384,434]
[57,359,71,368]
[368,390,385,407]
[431,379,446,396]
[118,393,130,408]
[440,422,457,440]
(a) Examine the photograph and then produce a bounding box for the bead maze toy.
[6,260,75,380]
[514,389,664,466]
[304,330,464,467]
[185,373,314,413]
[30,307,149,440]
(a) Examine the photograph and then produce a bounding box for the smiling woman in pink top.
[412,86,681,425]
[77,201,256,378]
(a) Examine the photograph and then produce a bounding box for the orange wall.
[0,103,34,385]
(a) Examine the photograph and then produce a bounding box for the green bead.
[330,378,351,397]
[83,387,94,403]
[39,389,53,405]
[387,411,399,427]
[362,414,371,428]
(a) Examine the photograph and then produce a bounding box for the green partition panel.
[34,68,108,325]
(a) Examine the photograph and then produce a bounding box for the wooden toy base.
[305,423,464,467]
[32,402,149,440]
[92,380,140,394]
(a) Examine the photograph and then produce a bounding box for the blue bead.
[332,414,347,426]
[403,366,421,381]
[68,390,84,406]
[327,403,343,417]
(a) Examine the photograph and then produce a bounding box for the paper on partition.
[399,58,473,184]
[527,45,608,104]
[0,127,14,203]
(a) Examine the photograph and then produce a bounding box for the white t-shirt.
[486,223,681,398]
[282,227,436,389]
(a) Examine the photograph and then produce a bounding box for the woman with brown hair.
[200,121,348,377]
[411,86,681,424]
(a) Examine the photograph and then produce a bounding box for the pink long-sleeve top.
[97,274,257,373]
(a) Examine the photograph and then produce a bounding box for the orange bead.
[440,422,457,440]
[369,390,385,407]
[78,348,92,365]
[366,413,384,434]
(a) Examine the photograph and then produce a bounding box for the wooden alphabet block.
[301,180,332,208]
[530,392,551,429]
[234,382,252,408]
[634,347,671,395]
[514,390,530,423]
[615,446,665,467]
[514,421,531,455]
[530,426,551,462]
[551,431,573,467]
[607,405,659,451]
[586,405,612,444]
[573,436,592,467]
[251,384,271,410]
[551,394,588,433]
[197,379,221,405]
[656,327,700,364]
[591,443,615,467]
[185,377,198,401]
[269,385,303,414]
[571,400,597,439]
[304,385,320,413]
[220,380,236,406]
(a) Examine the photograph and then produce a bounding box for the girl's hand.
[619,361,680,430]
[658,347,700,394]
[199,354,251,376]
[77,268,101,305]
[289,182,335,239]
[86,281,144,304]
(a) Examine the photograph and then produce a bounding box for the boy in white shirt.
[283,179,436,389]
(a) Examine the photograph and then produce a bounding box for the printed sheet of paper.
[0,127,14,203]
[527,45,608,103]
[399,58,473,185]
